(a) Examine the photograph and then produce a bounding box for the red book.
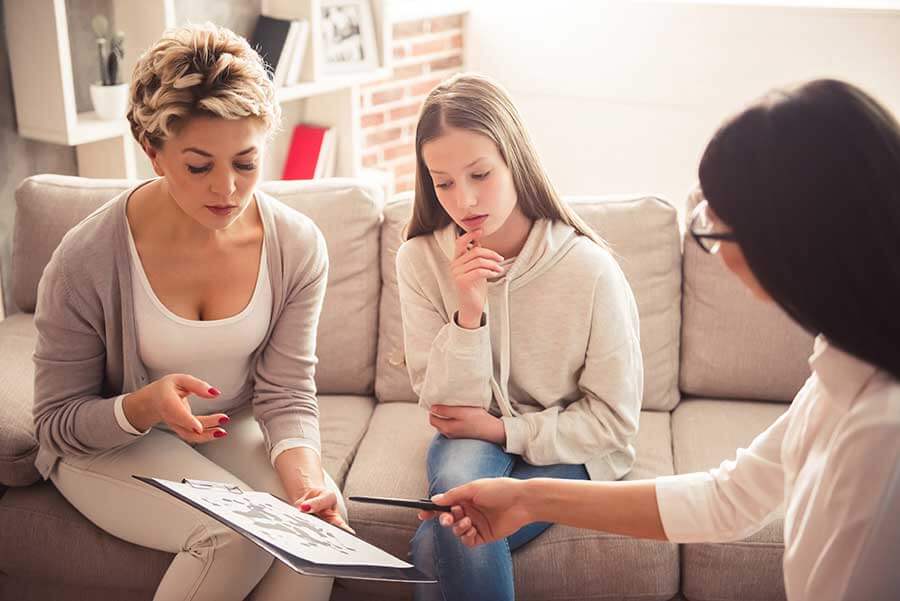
[282,124,331,180]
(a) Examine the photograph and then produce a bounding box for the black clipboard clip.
[182,478,244,495]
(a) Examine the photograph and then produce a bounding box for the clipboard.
[133,475,435,583]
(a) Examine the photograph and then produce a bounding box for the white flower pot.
[89,82,129,120]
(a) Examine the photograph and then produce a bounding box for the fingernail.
[300,503,312,512]
[208,387,221,396]
[213,430,227,438]
[219,416,230,425]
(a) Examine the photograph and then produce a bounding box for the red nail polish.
[300,503,311,512]
[219,416,230,425]
[208,387,221,396]
[213,430,227,438]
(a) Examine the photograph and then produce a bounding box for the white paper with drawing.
[156,478,410,569]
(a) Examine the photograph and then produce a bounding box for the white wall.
[465,0,900,214]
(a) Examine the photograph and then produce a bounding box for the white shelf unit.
[4,0,393,182]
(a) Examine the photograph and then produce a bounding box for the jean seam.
[431,520,448,601]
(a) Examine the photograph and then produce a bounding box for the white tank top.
[126,224,272,415]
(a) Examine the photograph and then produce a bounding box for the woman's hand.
[276,447,355,534]
[452,229,504,329]
[418,478,533,547]
[429,405,506,445]
[122,374,228,443]
[295,486,354,534]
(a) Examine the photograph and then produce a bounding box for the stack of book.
[282,124,337,180]
[249,15,310,87]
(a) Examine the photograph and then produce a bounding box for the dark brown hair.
[699,79,900,379]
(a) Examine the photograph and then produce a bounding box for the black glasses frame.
[688,204,737,254]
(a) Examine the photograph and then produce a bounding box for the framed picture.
[319,0,379,75]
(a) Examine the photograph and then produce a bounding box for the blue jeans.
[411,435,589,601]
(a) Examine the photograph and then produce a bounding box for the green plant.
[91,15,125,86]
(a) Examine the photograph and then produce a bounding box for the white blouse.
[656,337,900,600]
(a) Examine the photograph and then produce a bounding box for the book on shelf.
[282,123,337,180]
[250,15,309,88]
[284,20,310,87]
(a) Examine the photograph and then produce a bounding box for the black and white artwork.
[161,479,410,568]
[319,0,378,74]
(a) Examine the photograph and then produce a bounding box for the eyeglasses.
[689,200,736,255]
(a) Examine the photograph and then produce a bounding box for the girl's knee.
[427,437,512,493]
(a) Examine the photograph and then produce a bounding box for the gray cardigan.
[32,184,328,478]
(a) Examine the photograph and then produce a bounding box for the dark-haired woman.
[418,79,900,601]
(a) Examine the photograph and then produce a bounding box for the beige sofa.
[0,175,813,601]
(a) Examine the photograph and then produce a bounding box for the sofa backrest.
[12,174,383,396]
[679,186,814,402]
[375,193,684,411]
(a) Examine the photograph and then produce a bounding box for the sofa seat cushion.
[0,481,170,590]
[376,194,683,411]
[0,574,152,601]
[317,394,376,488]
[0,313,40,486]
[342,403,678,600]
[671,399,788,601]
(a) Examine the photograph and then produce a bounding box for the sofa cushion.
[0,575,152,601]
[317,394,376,488]
[680,186,814,402]
[0,481,170,590]
[341,403,678,600]
[671,398,788,601]
[12,174,383,395]
[0,313,40,486]
[375,194,683,411]
[12,176,135,313]
[259,179,383,395]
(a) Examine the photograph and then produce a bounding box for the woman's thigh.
[426,435,516,493]
[196,408,346,517]
[51,428,255,553]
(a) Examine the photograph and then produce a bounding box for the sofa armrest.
[0,314,41,486]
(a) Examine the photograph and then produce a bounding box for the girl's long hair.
[407,73,602,245]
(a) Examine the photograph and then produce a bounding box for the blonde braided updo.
[127,23,280,149]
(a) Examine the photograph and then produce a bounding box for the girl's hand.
[122,374,229,443]
[451,229,504,329]
[429,405,506,445]
[417,478,533,547]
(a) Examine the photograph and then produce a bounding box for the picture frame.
[318,0,379,75]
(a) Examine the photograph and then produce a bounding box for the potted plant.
[88,15,127,120]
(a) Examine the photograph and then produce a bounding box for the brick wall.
[360,14,466,194]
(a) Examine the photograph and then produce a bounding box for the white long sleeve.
[655,337,900,601]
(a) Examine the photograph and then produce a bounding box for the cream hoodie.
[396,219,643,480]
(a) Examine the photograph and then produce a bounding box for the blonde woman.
[31,24,346,601]
[396,73,644,601]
